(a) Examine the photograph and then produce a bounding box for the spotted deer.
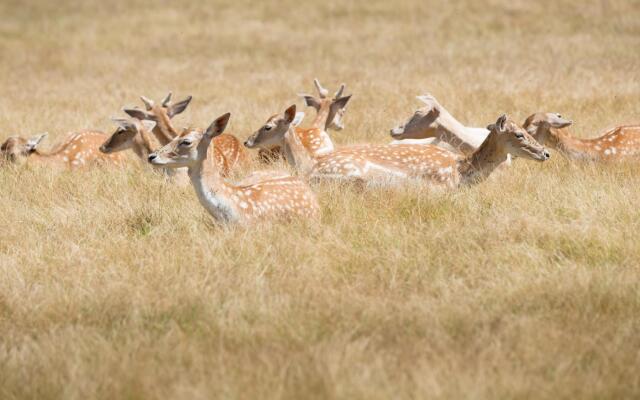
[313,115,549,187]
[124,92,249,173]
[100,118,244,178]
[148,113,320,224]
[524,113,640,161]
[123,92,192,145]
[1,130,126,169]
[245,79,351,161]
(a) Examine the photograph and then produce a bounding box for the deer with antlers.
[250,107,549,187]
[1,130,126,169]
[312,115,549,187]
[121,92,249,175]
[245,79,351,162]
[148,112,320,224]
[524,113,640,161]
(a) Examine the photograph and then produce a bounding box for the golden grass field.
[2,0,640,398]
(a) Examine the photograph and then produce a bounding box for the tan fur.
[2,131,125,169]
[149,113,320,224]
[525,113,640,161]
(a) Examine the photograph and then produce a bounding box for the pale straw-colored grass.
[1,1,639,399]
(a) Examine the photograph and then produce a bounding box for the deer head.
[389,95,442,140]
[148,113,231,169]
[485,115,550,162]
[522,112,573,148]
[100,118,156,153]
[244,105,304,149]
[1,133,48,165]
[123,92,192,121]
[299,78,351,131]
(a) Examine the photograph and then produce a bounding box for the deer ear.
[299,94,321,110]
[123,108,154,121]
[416,94,435,105]
[283,104,297,124]
[495,114,508,132]
[205,113,231,138]
[167,96,192,118]
[332,94,352,110]
[292,112,305,127]
[26,133,48,150]
[141,120,157,132]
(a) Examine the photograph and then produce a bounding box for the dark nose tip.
[543,150,550,159]
[148,154,157,162]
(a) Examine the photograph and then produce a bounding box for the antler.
[161,91,172,107]
[313,78,329,98]
[140,96,155,110]
[334,83,345,99]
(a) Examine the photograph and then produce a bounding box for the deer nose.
[244,139,253,148]
[543,150,551,160]
[148,153,157,162]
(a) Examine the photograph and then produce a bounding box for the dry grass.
[2,0,640,398]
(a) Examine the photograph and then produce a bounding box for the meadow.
[1,0,640,398]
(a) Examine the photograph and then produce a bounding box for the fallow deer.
[148,112,320,224]
[124,92,249,172]
[123,92,192,145]
[100,118,243,178]
[311,115,549,187]
[1,130,126,169]
[524,113,640,161]
[245,79,351,161]
[249,104,548,187]
[389,94,489,155]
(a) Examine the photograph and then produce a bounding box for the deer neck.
[283,126,316,173]
[435,108,484,154]
[28,150,66,166]
[152,110,179,145]
[188,142,239,223]
[311,101,332,131]
[457,133,507,185]
[552,131,601,160]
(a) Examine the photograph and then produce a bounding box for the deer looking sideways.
[524,113,640,161]
[250,106,549,187]
[103,92,249,177]
[244,79,351,162]
[1,130,126,169]
[148,112,320,224]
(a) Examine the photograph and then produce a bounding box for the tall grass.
[1,0,640,398]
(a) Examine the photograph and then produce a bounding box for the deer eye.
[264,125,272,131]
[515,132,524,139]
[180,139,192,146]
[557,114,562,118]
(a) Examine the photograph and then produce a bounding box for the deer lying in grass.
[100,118,244,178]
[315,115,549,186]
[1,130,126,169]
[524,113,640,161]
[389,94,489,155]
[148,113,320,224]
[124,92,249,173]
[245,79,351,161]
[251,108,549,187]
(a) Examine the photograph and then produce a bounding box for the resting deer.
[148,112,320,224]
[524,113,640,161]
[1,130,126,169]
[100,118,243,178]
[124,92,248,173]
[251,108,549,187]
[244,78,351,161]
[389,94,489,155]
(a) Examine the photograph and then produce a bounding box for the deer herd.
[2,79,639,225]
